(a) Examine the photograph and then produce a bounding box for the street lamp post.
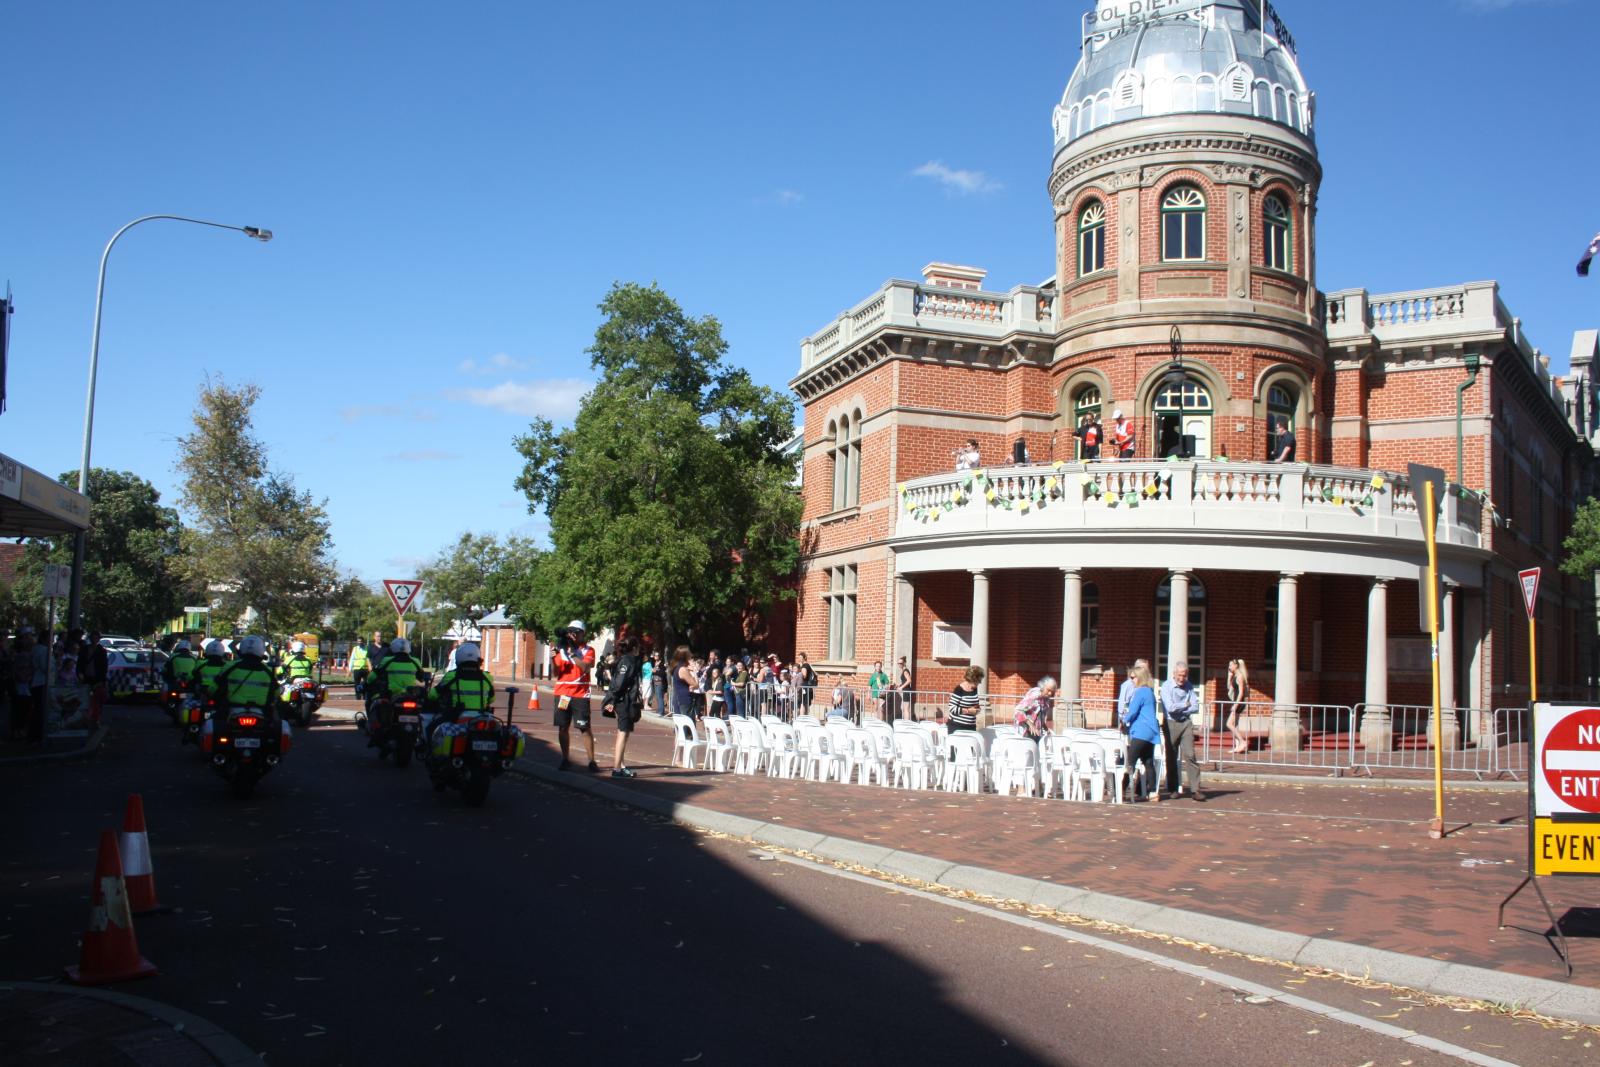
[1163,325,1189,459]
[67,215,273,630]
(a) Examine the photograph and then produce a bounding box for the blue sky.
[4,0,1597,588]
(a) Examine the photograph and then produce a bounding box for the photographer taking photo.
[552,619,597,772]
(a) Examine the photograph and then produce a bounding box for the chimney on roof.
[921,263,987,291]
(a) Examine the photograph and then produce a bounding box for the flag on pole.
[1580,231,1600,277]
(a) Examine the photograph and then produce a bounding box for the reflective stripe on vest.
[171,655,198,681]
[445,671,493,711]
[378,656,420,694]
[197,660,227,690]
[286,656,313,680]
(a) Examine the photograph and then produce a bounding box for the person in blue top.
[1120,662,1161,802]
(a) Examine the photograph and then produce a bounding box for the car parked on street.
[106,647,162,702]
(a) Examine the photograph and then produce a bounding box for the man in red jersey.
[552,619,597,772]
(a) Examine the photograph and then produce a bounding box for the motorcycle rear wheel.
[394,741,413,768]
[231,767,258,799]
[462,770,491,807]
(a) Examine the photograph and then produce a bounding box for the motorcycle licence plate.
[471,740,497,752]
[235,737,261,749]
[397,715,420,725]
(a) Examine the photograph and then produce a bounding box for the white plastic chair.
[701,717,735,771]
[892,731,936,790]
[764,722,799,779]
[942,732,985,794]
[825,721,854,776]
[670,715,708,769]
[1041,734,1074,799]
[991,736,1041,797]
[864,722,897,785]
[732,718,768,775]
[797,722,844,782]
[1094,735,1129,804]
[845,728,888,785]
[1069,740,1107,802]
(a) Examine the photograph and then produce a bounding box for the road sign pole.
[1529,615,1538,704]
[1423,479,1445,839]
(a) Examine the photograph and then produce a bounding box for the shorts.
[615,703,639,734]
[554,695,591,733]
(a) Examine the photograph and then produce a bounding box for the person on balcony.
[955,439,981,471]
[1011,437,1030,464]
[1111,410,1135,459]
[1272,417,1297,462]
[1075,412,1103,460]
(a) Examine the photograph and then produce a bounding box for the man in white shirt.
[1159,661,1203,801]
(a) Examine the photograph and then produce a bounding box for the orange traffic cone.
[527,687,541,711]
[65,830,157,985]
[118,794,159,914]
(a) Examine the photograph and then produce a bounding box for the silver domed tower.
[1048,0,1327,465]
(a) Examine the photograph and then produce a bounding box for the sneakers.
[557,758,571,772]
[611,767,637,779]
[586,760,600,773]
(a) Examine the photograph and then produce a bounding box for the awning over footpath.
[0,451,90,537]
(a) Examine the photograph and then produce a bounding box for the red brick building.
[787,0,1599,753]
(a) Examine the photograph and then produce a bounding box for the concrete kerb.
[0,981,259,1066]
[0,724,108,767]
[515,753,1600,1027]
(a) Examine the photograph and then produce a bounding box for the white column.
[1465,591,1486,743]
[1437,582,1461,749]
[1360,578,1392,753]
[1061,568,1083,710]
[970,569,990,696]
[893,573,915,673]
[1166,569,1190,682]
[1271,573,1302,751]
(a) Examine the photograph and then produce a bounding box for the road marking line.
[774,854,1523,1067]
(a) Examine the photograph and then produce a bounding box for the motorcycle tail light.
[451,735,467,756]
[399,701,418,710]
[236,716,259,728]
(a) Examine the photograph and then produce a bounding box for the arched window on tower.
[1267,383,1297,457]
[1154,376,1213,458]
[1078,201,1106,276]
[1161,185,1206,261]
[1264,194,1292,272]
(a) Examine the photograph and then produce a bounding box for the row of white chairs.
[668,714,1166,803]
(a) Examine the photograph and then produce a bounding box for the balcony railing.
[801,279,1055,370]
[895,461,1483,549]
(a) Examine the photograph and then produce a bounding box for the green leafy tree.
[12,469,187,636]
[174,378,340,635]
[512,282,801,644]
[327,578,396,643]
[1562,498,1600,578]
[416,532,507,634]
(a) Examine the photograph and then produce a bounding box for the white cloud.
[450,377,591,421]
[912,160,1002,196]
[457,352,526,375]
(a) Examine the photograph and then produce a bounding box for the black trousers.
[1127,738,1158,798]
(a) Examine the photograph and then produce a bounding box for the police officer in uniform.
[425,642,494,747]
[163,639,199,693]
[211,635,278,722]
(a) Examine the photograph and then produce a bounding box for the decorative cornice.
[1049,133,1320,207]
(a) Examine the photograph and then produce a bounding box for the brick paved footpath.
[497,704,1597,988]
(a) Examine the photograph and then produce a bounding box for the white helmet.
[455,642,481,665]
[390,637,411,655]
[290,640,306,654]
[566,619,586,635]
[238,635,267,657]
[174,639,192,653]
[204,640,225,657]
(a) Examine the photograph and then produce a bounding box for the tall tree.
[416,532,507,634]
[328,578,396,643]
[1563,498,1600,578]
[174,378,339,635]
[513,282,800,643]
[12,468,187,636]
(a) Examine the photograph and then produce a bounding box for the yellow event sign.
[1532,818,1600,877]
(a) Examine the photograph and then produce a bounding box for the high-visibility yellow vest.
[196,658,228,692]
[217,662,275,709]
[438,669,494,712]
[374,654,421,696]
[349,645,370,671]
[285,655,313,681]
[170,653,198,681]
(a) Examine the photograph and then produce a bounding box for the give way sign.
[384,579,423,617]
[1519,567,1540,620]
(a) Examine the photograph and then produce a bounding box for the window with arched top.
[1073,385,1102,460]
[828,410,863,511]
[1161,185,1206,261]
[1154,377,1212,412]
[1077,201,1106,276]
[1264,194,1292,272]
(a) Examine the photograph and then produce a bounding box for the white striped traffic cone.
[118,794,159,915]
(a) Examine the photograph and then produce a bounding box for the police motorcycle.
[423,673,526,807]
[360,639,430,769]
[198,636,291,798]
[278,642,327,729]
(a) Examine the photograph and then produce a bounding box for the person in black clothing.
[602,636,643,778]
[797,652,818,713]
[1272,417,1296,462]
[1074,412,1102,460]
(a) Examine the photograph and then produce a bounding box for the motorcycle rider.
[424,642,494,748]
[552,619,597,772]
[162,639,199,694]
[279,640,315,707]
[210,635,278,722]
[196,640,230,694]
[368,637,425,705]
[348,639,371,697]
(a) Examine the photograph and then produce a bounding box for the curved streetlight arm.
[69,214,272,629]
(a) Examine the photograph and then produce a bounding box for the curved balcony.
[892,461,1487,585]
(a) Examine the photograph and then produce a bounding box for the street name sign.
[383,579,423,617]
[1530,703,1600,876]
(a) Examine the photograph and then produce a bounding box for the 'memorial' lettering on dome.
[1084,0,1214,49]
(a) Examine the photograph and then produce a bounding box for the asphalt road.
[4,704,1594,1066]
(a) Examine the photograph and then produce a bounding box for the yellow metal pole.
[1424,480,1445,839]
[1528,614,1538,704]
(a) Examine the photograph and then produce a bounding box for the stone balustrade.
[801,279,1055,370]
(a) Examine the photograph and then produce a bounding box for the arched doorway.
[1153,376,1213,459]
[1072,385,1102,459]
[1267,383,1297,458]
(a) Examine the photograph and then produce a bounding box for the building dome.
[1053,0,1311,153]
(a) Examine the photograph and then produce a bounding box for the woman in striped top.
[946,665,984,733]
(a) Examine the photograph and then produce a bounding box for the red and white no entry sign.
[1538,706,1600,816]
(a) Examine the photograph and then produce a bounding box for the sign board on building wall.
[1529,703,1600,877]
[1082,0,1213,48]
[932,623,973,662]
[0,452,20,501]
[43,564,71,598]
